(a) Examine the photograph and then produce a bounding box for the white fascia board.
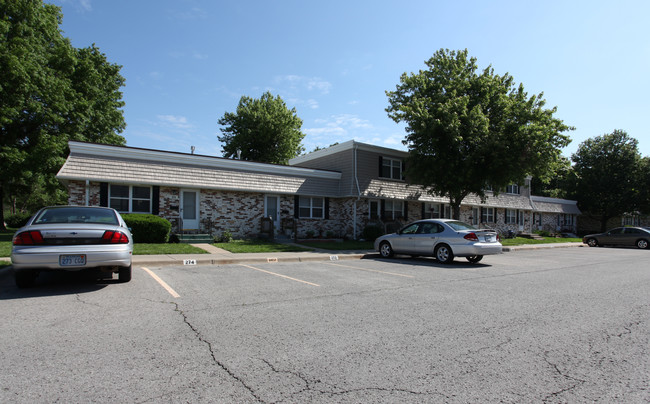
[68,141,341,180]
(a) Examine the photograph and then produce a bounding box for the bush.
[5,212,33,228]
[122,214,171,243]
[215,229,233,243]
[362,224,384,242]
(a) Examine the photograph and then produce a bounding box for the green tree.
[530,156,574,199]
[0,0,125,228]
[386,49,572,219]
[571,130,642,231]
[218,91,305,164]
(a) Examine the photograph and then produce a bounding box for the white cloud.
[274,75,332,95]
[157,115,193,130]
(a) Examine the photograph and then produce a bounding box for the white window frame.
[482,207,495,223]
[299,196,324,219]
[381,157,403,180]
[385,200,404,220]
[109,184,152,213]
[506,184,520,194]
[505,209,517,224]
[471,207,479,225]
[424,202,441,219]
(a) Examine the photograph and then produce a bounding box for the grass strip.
[214,239,312,253]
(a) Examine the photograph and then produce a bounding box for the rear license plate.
[484,235,495,242]
[60,254,86,266]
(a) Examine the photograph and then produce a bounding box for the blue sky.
[51,0,650,159]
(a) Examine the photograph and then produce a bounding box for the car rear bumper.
[452,242,503,257]
[11,245,132,271]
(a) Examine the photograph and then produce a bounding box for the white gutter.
[353,143,362,240]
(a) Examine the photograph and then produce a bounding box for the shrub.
[215,229,233,243]
[5,212,33,228]
[362,224,384,242]
[122,214,171,243]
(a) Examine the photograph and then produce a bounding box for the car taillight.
[102,231,129,244]
[463,232,479,241]
[13,230,45,245]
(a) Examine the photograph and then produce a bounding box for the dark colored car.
[582,227,650,249]
[11,206,133,288]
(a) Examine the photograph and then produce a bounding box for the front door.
[264,195,280,233]
[180,189,200,231]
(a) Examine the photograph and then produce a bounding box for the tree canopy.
[217,91,305,165]
[386,49,573,219]
[1,0,126,228]
[571,130,643,231]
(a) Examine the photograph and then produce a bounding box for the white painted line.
[141,267,180,298]
[326,263,414,278]
[239,264,320,287]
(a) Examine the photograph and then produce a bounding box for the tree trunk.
[0,185,5,230]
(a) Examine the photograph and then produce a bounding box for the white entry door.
[180,189,200,230]
[264,195,280,233]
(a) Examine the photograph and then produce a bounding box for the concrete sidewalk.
[1,242,586,268]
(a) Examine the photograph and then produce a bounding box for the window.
[380,157,403,180]
[563,214,573,226]
[109,185,151,213]
[505,209,517,224]
[506,184,520,194]
[481,207,495,223]
[471,207,479,225]
[423,203,441,219]
[384,200,404,220]
[622,215,640,226]
[299,197,324,219]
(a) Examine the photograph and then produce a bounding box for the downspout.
[353,143,362,240]
[85,180,90,206]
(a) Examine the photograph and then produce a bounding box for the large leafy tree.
[218,91,305,164]
[571,130,642,231]
[386,49,572,219]
[0,0,126,228]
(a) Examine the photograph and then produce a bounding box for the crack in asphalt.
[541,350,587,402]
[171,302,264,403]
[259,358,443,402]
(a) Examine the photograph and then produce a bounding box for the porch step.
[175,233,214,244]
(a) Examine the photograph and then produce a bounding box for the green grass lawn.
[299,240,374,250]
[1,230,14,257]
[133,243,208,255]
[214,239,312,253]
[500,236,582,246]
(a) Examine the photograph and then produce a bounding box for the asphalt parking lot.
[1,247,648,403]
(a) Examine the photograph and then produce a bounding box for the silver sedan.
[374,219,502,264]
[11,206,133,288]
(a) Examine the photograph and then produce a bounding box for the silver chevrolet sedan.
[374,219,502,264]
[11,206,133,288]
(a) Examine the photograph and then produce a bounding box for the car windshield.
[33,207,119,225]
[445,221,477,231]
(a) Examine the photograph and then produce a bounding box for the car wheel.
[466,255,483,264]
[586,238,599,247]
[435,244,454,264]
[379,241,394,258]
[15,269,38,288]
[118,264,132,282]
[636,239,649,249]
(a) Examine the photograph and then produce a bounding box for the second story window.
[380,157,403,180]
[506,184,520,194]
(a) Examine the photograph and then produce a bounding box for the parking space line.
[238,264,320,286]
[141,267,181,298]
[326,263,414,278]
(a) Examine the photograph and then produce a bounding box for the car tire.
[435,244,454,264]
[636,239,649,249]
[118,264,132,283]
[586,238,599,247]
[15,269,38,288]
[379,241,394,258]
[466,255,483,264]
